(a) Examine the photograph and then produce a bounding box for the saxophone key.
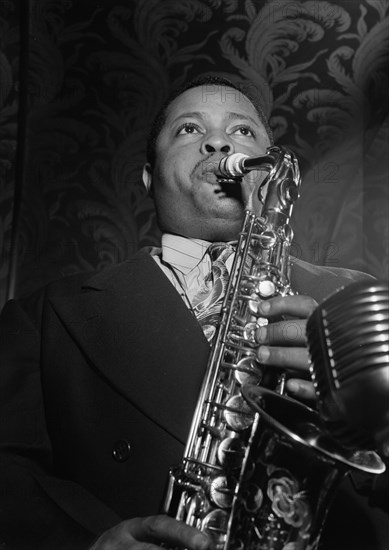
[217,437,246,470]
[208,475,235,509]
[243,321,263,343]
[223,395,255,431]
[256,279,277,298]
[201,509,229,550]
[257,229,277,249]
[247,296,265,316]
[234,356,263,386]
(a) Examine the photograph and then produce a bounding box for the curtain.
[0,0,388,305]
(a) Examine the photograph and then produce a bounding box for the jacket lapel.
[49,254,210,445]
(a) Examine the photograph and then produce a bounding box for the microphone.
[306,280,389,456]
[218,150,280,177]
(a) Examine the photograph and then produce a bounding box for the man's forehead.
[165,85,262,122]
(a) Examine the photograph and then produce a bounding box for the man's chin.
[210,199,245,228]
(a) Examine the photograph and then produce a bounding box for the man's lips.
[192,154,226,179]
[216,175,243,185]
[192,171,243,202]
[193,156,243,184]
[198,171,242,186]
[191,155,244,202]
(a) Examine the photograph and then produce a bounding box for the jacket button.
[112,439,131,462]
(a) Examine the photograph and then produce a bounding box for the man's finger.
[127,516,211,550]
[257,295,318,318]
[286,378,316,401]
[255,319,307,346]
[257,345,310,372]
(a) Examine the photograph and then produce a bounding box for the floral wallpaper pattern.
[0,0,388,305]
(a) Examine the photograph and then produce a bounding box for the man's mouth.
[213,176,244,201]
[193,155,244,200]
[215,175,243,185]
[200,160,243,184]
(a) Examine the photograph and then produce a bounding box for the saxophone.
[163,146,384,550]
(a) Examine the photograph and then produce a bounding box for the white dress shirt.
[150,233,234,309]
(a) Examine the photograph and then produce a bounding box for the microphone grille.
[306,280,389,452]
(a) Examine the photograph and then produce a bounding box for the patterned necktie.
[188,243,234,342]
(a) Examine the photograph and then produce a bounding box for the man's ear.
[142,163,153,196]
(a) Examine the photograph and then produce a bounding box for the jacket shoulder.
[6,254,146,328]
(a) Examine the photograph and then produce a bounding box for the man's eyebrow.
[227,112,262,127]
[170,111,262,127]
[170,111,207,124]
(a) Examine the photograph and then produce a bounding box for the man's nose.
[201,132,233,154]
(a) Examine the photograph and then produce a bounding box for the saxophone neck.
[261,146,301,225]
[218,146,301,221]
[238,146,301,223]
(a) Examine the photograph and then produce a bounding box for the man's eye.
[234,126,255,137]
[177,123,200,135]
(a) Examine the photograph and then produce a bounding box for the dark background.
[1,0,388,306]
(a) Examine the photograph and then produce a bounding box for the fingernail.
[258,345,270,363]
[256,325,267,343]
[259,301,271,314]
[194,533,211,550]
[287,380,299,393]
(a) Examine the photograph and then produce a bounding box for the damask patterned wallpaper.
[0,0,388,305]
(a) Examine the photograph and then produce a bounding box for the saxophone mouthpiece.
[218,153,250,177]
[218,148,282,179]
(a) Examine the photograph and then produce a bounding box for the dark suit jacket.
[0,252,387,549]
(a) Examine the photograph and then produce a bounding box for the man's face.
[143,85,271,241]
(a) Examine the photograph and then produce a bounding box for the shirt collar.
[161,233,211,275]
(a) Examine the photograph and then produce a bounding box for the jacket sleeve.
[0,295,121,550]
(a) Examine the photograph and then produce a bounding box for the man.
[0,76,385,550]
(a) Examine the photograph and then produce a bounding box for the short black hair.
[146,74,274,167]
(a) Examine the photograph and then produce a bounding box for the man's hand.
[254,294,318,401]
[90,515,211,550]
